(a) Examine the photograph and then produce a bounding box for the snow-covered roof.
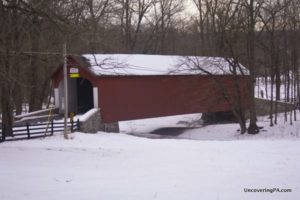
[82,54,249,76]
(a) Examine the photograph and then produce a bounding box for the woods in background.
[0,0,299,134]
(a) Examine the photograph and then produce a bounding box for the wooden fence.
[0,119,80,142]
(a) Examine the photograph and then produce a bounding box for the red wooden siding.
[52,58,250,123]
[96,75,250,123]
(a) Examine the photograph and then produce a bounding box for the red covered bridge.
[51,54,250,123]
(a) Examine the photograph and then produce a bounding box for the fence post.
[71,119,74,133]
[77,119,80,131]
[1,124,5,142]
[26,123,30,139]
[51,120,54,135]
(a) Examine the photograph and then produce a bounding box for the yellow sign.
[69,67,80,78]
[70,73,80,78]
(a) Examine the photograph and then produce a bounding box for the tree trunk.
[1,83,13,137]
[28,14,41,112]
[247,0,259,134]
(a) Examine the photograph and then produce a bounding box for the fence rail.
[0,119,80,142]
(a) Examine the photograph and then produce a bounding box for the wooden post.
[26,123,30,139]
[70,112,74,133]
[77,119,80,131]
[0,124,5,142]
[51,120,54,135]
[63,43,69,139]
[4,124,6,141]
[71,119,74,133]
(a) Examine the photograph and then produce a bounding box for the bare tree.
[178,56,248,133]
[240,0,261,134]
[0,0,27,136]
[115,0,154,52]
[256,0,289,125]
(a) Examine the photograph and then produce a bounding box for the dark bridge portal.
[77,78,94,113]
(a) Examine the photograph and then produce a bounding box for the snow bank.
[119,112,300,140]
[0,132,299,200]
[1,110,300,200]
[78,108,99,122]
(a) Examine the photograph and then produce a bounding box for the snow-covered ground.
[120,112,300,140]
[1,112,300,200]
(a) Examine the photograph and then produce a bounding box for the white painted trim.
[54,88,59,107]
[93,87,99,108]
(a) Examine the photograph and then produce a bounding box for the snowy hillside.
[1,112,300,200]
